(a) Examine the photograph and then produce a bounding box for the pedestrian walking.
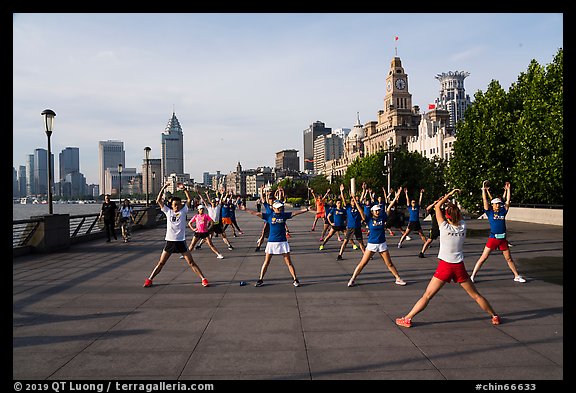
[143,182,209,288]
[98,194,118,242]
[119,198,135,243]
[395,189,502,328]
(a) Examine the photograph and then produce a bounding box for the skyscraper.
[161,112,184,180]
[434,71,472,128]
[98,140,125,196]
[302,121,332,172]
[59,147,80,182]
[26,154,35,196]
[34,148,53,196]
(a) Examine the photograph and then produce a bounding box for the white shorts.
[265,241,291,255]
[366,242,388,253]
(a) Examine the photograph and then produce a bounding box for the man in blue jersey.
[470,181,526,283]
[336,183,366,260]
[242,201,310,287]
[398,187,428,249]
[347,186,407,287]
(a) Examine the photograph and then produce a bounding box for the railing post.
[29,214,70,252]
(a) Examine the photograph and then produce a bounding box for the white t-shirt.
[162,204,189,241]
[206,204,221,223]
[437,220,466,263]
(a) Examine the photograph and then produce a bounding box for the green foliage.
[448,48,563,214]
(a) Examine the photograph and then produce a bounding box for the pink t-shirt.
[189,213,213,233]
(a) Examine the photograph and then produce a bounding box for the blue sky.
[13,13,563,185]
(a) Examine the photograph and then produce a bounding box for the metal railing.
[13,205,166,250]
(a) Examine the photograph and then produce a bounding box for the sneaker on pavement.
[514,275,526,283]
[352,244,358,250]
[179,255,184,259]
[195,245,202,250]
[255,246,260,252]
[286,232,291,239]
[347,279,356,287]
[397,242,402,249]
[255,279,264,287]
[395,278,407,286]
[319,237,324,241]
[293,279,300,287]
[492,315,501,325]
[319,245,324,250]
[395,317,412,328]
[228,246,234,250]
[217,254,224,259]
[418,252,425,258]
[406,236,412,241]
[143,278,153,287]
[336,255,343,260]
[470,275,475,283]
[201,278,209,287]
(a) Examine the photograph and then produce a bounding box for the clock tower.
[363,56,420,156]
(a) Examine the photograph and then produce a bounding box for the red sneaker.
[201,278,209,287]
[492,315,501,325]
[395,317,412,328]
[143,278,153,287]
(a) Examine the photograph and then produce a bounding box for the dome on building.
[346,112,364,141]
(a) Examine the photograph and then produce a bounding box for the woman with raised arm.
[398,187,427,249]
[143,182,209,288]
[242,201,310,287]
[347,186,406,287]
[309,187,330,232]
[396,189,501,328]
[469,181,525,283]
[337,183,366,260]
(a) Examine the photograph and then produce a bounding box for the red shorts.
[316,212,325,219]
[221,217,232,225]
[485,238,509,251]
[433,259,470,283]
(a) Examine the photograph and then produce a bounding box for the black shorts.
[408,221,422,231]
[163,240,188,254]
[324,216,330,225]
[194,232,210,239]
[385,217,402,229]
[261,222,270,238]
[211,222,224,234]
[428,228,440,240]
[345,227,363,241]
[120,217,129,223]
[331,225,346,232]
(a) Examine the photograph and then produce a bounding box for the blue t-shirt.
[262,202,273,214]
[229,203,236,219]
[262,212,293,242]
[345,203,363,228]
[485,206,507,238]
[364,206,388,244]
[407,205,420,222]
[328,207,346,227]
[221,204,232,218]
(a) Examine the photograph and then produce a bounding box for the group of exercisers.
[138,179,526,328]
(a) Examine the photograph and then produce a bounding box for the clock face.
[386,80,392,92]
[395,78,406,90]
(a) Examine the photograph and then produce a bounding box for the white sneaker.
[406,236,412,241]
[179,255,184,259]
[514,275,526,283]
[395,278,407,286]
[397,242,402,249]
[347,279,356,287]
[217,254,224,259]
[470,275,475,283]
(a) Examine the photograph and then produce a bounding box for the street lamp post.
[144,147,151,206]
[152,171,156,196]
[41,109,56,214]
[118,163,123,202]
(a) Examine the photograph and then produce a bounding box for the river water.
[13,203,102,220]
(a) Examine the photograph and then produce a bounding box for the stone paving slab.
[12,203,563,384]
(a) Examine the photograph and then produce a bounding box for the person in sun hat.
[470,181,526,283]
[395,188,502,328]
[346,186,407,288]
[241,200,310,287]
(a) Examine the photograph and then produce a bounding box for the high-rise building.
[275,149,299,171]
[34,148,54,196]
[313,134,343,175]
[25,154,35,196]
[303,121,332,172]
[98,140,125,196]
[434,71,472,129]
[161,112,184,180]
[18,165,26,197]
[59,147,80,182]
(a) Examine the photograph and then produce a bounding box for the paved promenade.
[13,204,563,382]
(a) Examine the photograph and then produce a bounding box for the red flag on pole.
[395,36,399,41]
[428,104,436,110]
